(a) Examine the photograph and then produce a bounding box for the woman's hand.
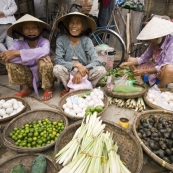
[119,61,132,68]
[41,56,52,63]
[0,50,20,62]
[133,69,146,76]
[72,72,82,84]
[74,62,88,77]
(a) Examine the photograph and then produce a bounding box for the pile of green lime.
[8,119,65,148]
[85,106,103,116]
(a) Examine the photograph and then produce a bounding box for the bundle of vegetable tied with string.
[55,112,131,173]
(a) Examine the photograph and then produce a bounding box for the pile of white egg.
[62,88,105,117]
[0,98,25,119]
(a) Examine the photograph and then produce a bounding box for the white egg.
[3,102,12,109]
[87,100,94,107]
[97,100,104,107]
[16,107,23,113]
[97,94,104,100]
[13,103,19,110]
[10,110,17,116]
[0,109,6,116]
[6,107,14,114]
[91,95,98,100]
[3,114,9,118]
[69,110,76,116]
[90,92,95,97]
[64,107,71,114]
[78,98,84,103]
[0,104,2,109]
[18,101,23,106]
[6,100,13,105]
[0,99,5,104]
[74,107,82,114]
[62,104,67,109]
[66,101,73,109]
[76,113,84,117]
[78,103,86,109]
[66,97,71,102]
[85,96,91,101]
[72,104,78,110]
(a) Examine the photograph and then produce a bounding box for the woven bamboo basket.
[54,120,143,173]
[104,84,147,99]
[133,110,173,171]
[0,153,58,173]
[2,109,68,153]
[0,96,27,123]
[59,89,109,120]
[143,88,173,110]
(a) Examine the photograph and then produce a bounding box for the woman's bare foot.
[15,84,32,97]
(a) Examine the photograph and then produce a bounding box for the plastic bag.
[67,74,93,92]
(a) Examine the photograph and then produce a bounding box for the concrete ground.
[0,73,172,173]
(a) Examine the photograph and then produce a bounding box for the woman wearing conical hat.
[0,14,55,101]
[53,12,106,97]
[120,17,173,88]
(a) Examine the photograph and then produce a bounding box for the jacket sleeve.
[136,44,153,65]
[55,36,74,71]
[3,0,17,16]
[82,37,101,69]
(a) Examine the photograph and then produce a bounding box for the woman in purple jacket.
[0,14,54,101]
[120,17,173,88]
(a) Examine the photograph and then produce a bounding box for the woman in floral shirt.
[120,17,173,88]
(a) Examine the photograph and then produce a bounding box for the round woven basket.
[104,84,147,99]
[54,120,143,173]
[0,153,58,173]
[2,109,68,153]
[59,89,109,120]
[143,88,173,110]
[133,110,173,171]
[0,96,27,123]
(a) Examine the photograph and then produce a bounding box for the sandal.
[42,90,53,101]
[60,89,69,97]
[15,91,32,97]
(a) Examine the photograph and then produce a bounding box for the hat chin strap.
[58,21,92,37]
[12,28,50,41]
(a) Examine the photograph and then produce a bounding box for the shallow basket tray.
[133,110,173,171]
[54,120,143,173]
[2,109,68,153]
[0,153,58,173]
[143,88,173,110]
[0,96,27,123]
[59,89,109,120]
[104,84,147,99]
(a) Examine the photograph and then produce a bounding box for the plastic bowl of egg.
[0,97,27,123]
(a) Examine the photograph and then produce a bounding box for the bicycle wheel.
[90,29,126,68]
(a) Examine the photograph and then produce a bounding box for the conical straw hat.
[137,17,173,40]
[55,12,96,33]
[7,14,51,38]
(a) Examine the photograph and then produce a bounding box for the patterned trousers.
[6,59,55,90]
[53,65,106,90]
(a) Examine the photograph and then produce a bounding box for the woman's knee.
[162,65,173,75]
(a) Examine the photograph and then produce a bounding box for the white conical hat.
[7,14,51,38]
[137,17,173,40]
[55,12,96,33]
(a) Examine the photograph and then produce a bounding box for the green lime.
[95,106,103,113]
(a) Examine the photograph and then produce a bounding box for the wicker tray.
[143,88,173,110]
[104,84,147,99]
[133,110,173,171]
[0,153,58,173]
[59,89,109,120]
[0,96,27,123]
[2,109,68,153]
[54,120,143,173]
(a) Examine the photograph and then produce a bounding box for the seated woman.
[53,12,106,97]
[0,14,54,101]
[120,17,173,88]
